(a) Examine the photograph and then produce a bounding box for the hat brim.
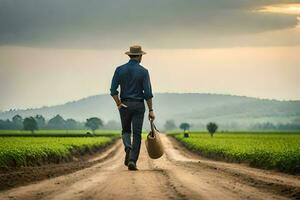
[125,51,146,55]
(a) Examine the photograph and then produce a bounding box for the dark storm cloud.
[0,0,299,48]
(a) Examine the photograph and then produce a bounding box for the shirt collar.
[128,59,139,64]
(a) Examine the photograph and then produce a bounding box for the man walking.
[110,45,155,171]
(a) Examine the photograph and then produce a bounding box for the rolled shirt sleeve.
[110,69,120,96]
[143,70,153,100]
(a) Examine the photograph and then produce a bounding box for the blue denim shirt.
[110,59,153,101]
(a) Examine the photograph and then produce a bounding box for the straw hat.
[125,45,146,55]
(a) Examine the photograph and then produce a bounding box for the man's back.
[111,59,153,101]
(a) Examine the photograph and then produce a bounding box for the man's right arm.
[143,70,155,120]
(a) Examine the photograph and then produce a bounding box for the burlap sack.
[145,120,164,159]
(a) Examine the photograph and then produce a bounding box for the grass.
[171,132,300,174]
[0,131,120,169]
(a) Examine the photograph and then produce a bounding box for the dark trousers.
[119,101,145,163]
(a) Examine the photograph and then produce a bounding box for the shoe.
[124,148,131,166]
[128,161,138,171]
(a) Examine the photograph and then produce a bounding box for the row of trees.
[251,122,300,131]
[4,114,297,134]
[0,115,122,131]
[164,120,192,132]
[21,116,104,133]
[180,121,218,138]
[0,115,84,130]
[164,120,218,138]
[164,119,300,132]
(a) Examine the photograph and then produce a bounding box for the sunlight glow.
[259,3,300,15]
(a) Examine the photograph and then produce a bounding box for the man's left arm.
[143,70,155,120]
[143,70,153,101]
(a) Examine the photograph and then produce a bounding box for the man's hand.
[148,110,155,121]
[118,103,128,110]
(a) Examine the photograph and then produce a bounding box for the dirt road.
[1,135,299,200]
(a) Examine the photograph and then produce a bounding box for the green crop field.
[0,130,120,134]
[171,132,300,174]
[0,135,117,169]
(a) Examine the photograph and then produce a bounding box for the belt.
[121,98,144,102]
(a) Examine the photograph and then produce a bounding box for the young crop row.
[172,132,300,174]
[0,136,115,169]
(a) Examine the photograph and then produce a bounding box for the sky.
[0,0,300,110]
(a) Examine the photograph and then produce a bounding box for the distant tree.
[207,122,218,137]
[179,122,190,138]
[47,115,66,129]
[0,119,14,130]
[12,115,23,129]
[104,120,121,130]
[262,122,276,130]
[292,118,300,124]
[164,120,177,131]
[65,118,80,130]
[179,122,190,131]
[23,117,38,133]
[251,122,276,130]
[34,115,46,129]
[85,117,103,134]
[275,122,300,131]
[0,120,5,129]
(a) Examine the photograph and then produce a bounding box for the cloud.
[0,0,299,48]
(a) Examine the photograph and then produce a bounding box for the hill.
[1,93,299,129]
